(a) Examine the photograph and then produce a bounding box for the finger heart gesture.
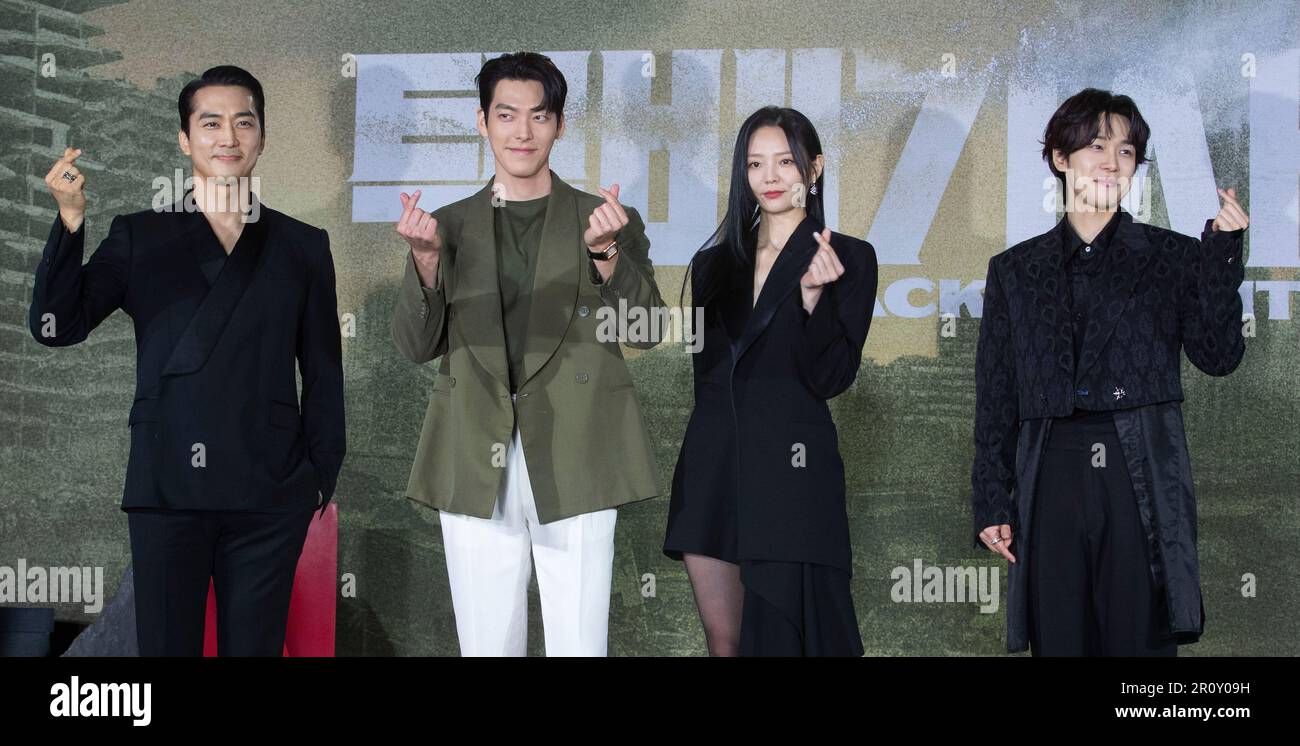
[800,228,844,289]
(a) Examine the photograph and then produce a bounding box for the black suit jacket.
[667,215,878,571]
[29,196,346,513]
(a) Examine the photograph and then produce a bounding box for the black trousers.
[1029,411,1177,657]
[127,505,315,656]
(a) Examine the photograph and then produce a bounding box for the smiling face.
[1053,112,1137,212]
[477,78,563,183]
[178,84,263,183]
[746,125,823,217]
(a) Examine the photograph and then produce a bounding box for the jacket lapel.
[1076,211,1152,377]
[161,195,269,378]
[454,179,511,389]
[521,172,580,385]
[733,214,820,363]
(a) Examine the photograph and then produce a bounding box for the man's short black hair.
[1042,88,1150,186]
[178,65,266,136]
[475,52,567,124]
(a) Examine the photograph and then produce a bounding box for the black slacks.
[1029,411,1177,657]
[127,505,315,656]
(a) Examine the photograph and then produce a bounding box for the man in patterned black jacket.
[971,88,1249,655]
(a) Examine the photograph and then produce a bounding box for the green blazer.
[392,171,666,522]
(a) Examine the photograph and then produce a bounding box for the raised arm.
[585,185,667,350]
[30,147,130,347]
[796,232,878,400]
[391,190,449,364]
[1181,187,1247,376]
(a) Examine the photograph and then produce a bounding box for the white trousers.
[438,423,618,656]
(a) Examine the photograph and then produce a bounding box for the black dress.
[663,215,878,656]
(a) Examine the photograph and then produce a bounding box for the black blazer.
[667,216,878,571]
[29,196,346,513]
[971,211,1245,533]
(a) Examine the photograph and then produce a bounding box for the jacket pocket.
[269,400,303,432]
[128,397,158,426]
[432,372,452,396]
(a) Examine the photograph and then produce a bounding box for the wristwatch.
[587,240,619,261]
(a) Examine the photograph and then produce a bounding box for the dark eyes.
[748,158,795,168]
[202,120,253,128]
[1090,143,1134,156]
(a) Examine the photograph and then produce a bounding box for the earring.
[809,183,818,195]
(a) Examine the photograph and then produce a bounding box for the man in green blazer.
[391,52,666,656]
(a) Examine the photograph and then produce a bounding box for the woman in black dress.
[663,106,878,656]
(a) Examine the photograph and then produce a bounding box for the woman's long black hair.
[680,106,826,320]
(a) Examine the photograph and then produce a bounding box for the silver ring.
[990,537,1002,545]
[61,171,77,183]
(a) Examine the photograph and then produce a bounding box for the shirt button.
[449,376,456,388]
[575,371,589,384]
[1077,386,1089,397]
[578,305,590,318]
[1083,245,1092,254]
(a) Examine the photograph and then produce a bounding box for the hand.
[44,147,87,232]
[397,190,442,287]
[799,228,844,313]
[397,190,442,256]
[980,524,1016,563]
[1211,187,1249,232]
[584,183,627,283]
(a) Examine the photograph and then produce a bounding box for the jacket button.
[1077,386,1089,397]
[578,305,590,318]
[450,376,456,388]
[575,371,589,384]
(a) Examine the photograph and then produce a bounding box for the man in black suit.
[971,88,1249,656]
[30,65,345,656]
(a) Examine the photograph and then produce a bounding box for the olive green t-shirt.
[493,194,549,392]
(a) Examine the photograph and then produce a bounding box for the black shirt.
[1060,209,1122,414]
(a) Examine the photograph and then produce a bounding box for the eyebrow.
[198,111,256,120]
[493,102,549,113]
[747,150,792,158]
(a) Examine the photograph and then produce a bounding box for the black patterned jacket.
[970,210,1245,651]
